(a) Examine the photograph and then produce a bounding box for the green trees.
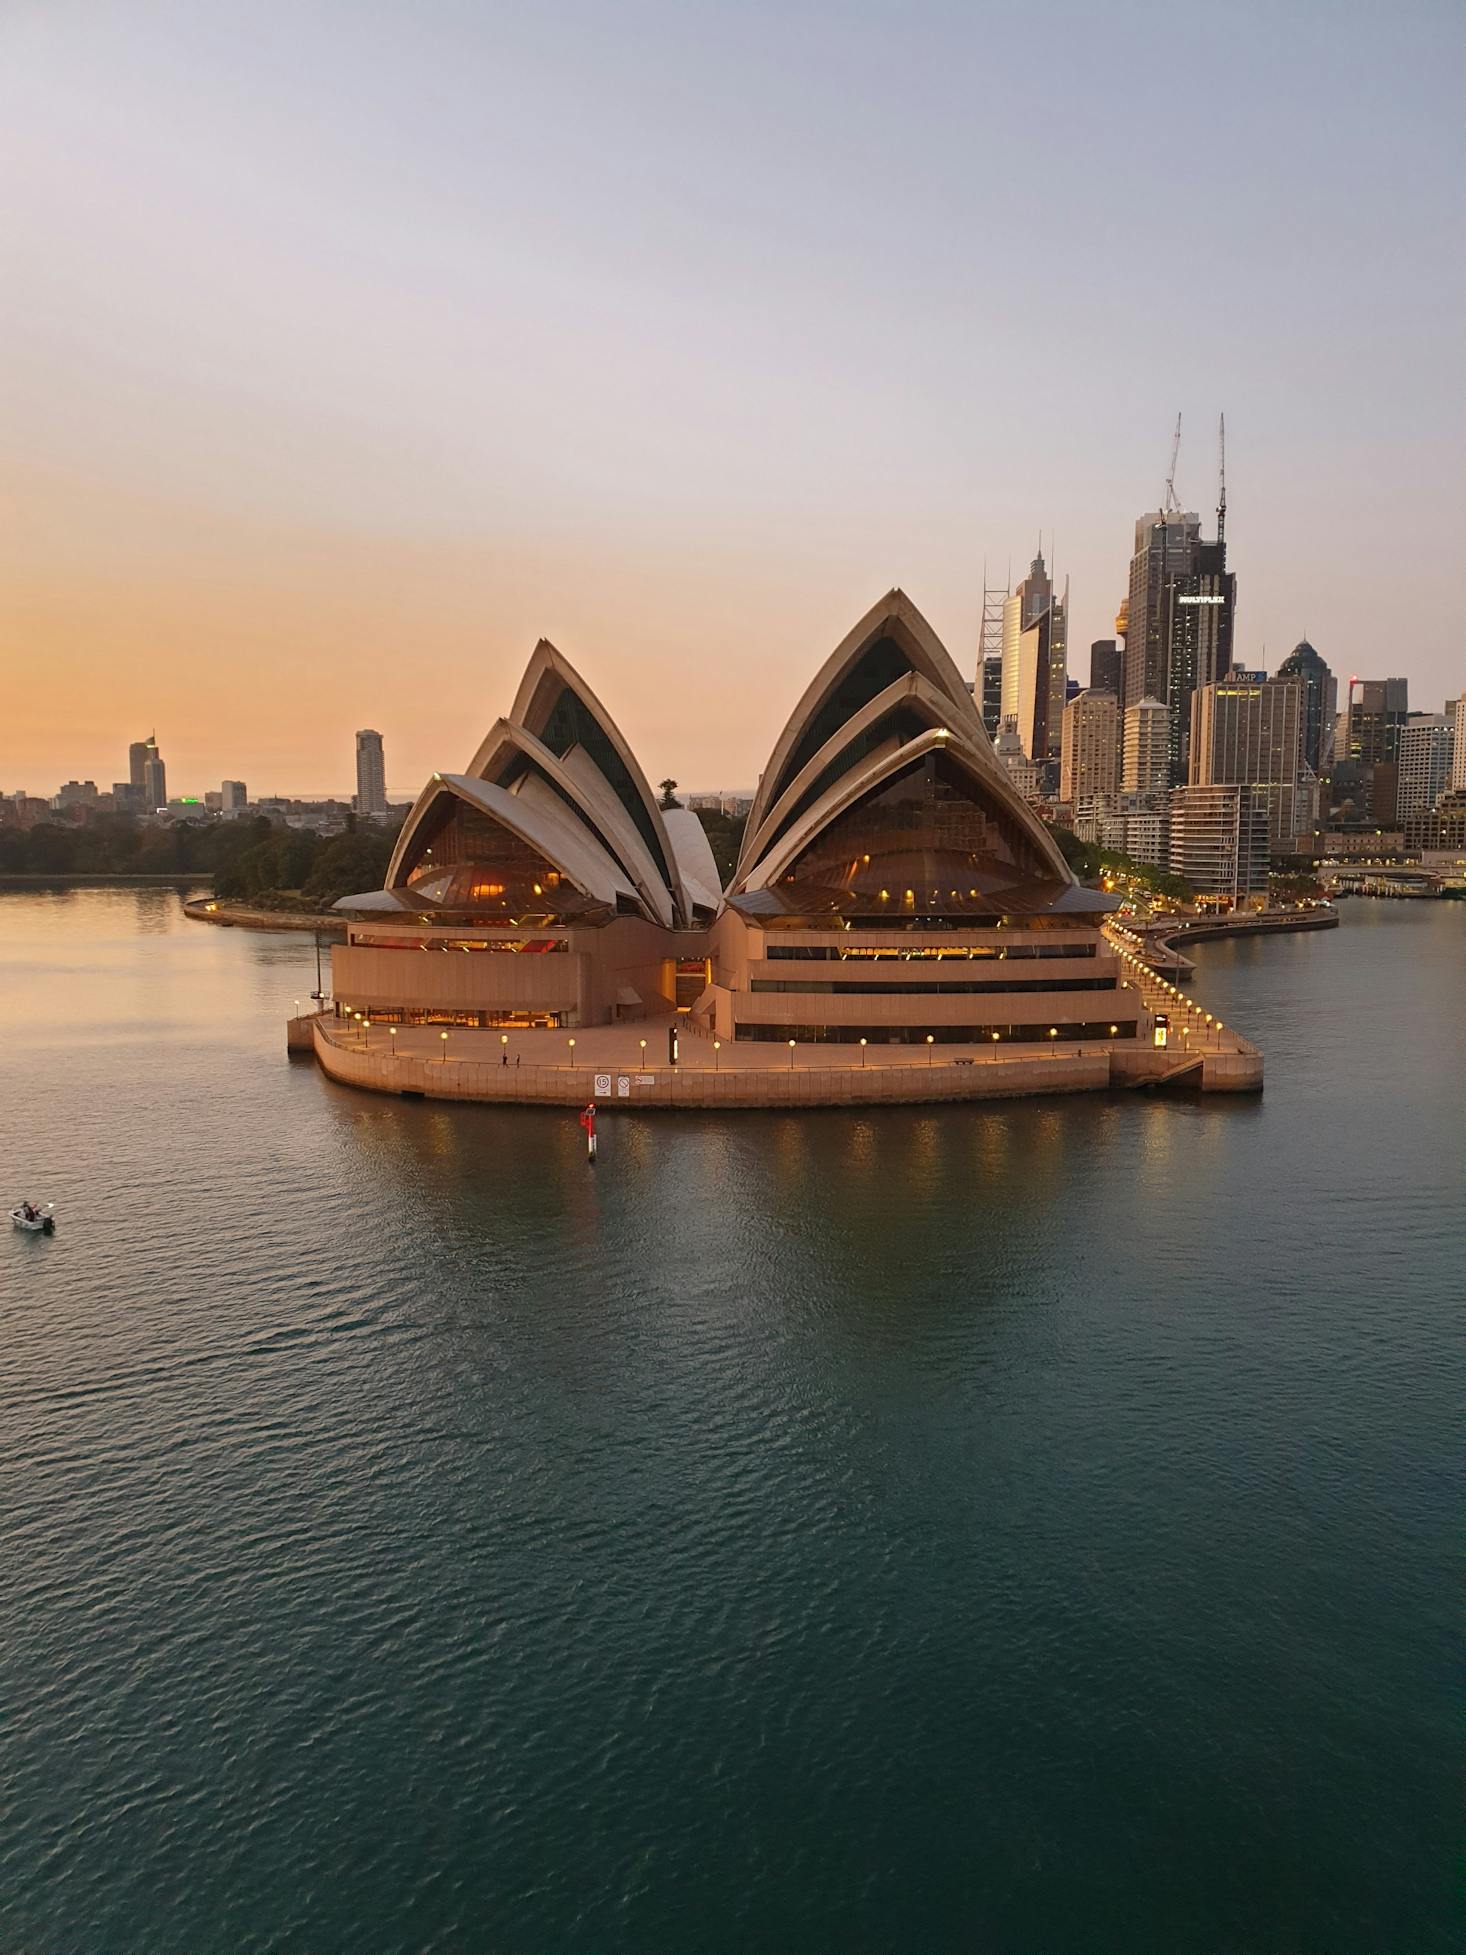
[213,821,398,907]
[1045,821,1194,903]
[0,812,401,910]
[692,808,746,886]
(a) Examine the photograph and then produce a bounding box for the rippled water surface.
[1,889,1461,1953]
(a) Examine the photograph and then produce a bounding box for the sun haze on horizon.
[3,0,1461,797]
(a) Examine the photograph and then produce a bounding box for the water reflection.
[1,890,1461,1955]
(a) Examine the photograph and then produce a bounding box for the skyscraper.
[1122,697,1170,795]
[130,732,167,811]
[1168,785,1268,910]
[1059,690,1120,805]
[130,732,164,808]
[1124,509,1234,784]
[1396,715,1454,818]
[1275,639,1337,777]
[221,780,249,811]
[1089,639,1122,696]
[979,654,1003,738]
[1000,547,1067,762]
[1449,695,1466,793]
[355,730,387,816]
[1189,668,1303,846]
[1340,678,1408,821]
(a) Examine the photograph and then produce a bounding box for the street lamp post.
[567,1036,576,1069]
[439,1029,449,1064]
[926,1034,934,1066]
[639,1037,647,1069]
[788,1039,796,1071]
[859,1037,867,1068]
[713,1039,721,1072]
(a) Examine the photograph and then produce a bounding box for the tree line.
[0,813,402,909]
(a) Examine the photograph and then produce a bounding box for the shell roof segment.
[733,592,1077,915]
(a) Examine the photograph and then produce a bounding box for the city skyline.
[9,618,1464,810]
[3,0,1462,794]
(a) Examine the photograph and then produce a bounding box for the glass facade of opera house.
[329,593,1141,1049]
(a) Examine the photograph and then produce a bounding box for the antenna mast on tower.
[1216,411,1227,546]
[1163,412,1183,515]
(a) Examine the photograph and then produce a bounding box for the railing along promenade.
[304,1014,1125,1109]
[301,969,1262,1104]
[1103,922,1261,1071]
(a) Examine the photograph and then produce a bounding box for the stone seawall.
[1159,909,1339,952]
[186,899,346,937]
[299,1017,1261,1107]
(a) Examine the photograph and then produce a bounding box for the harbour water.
[1,889,1461,1952]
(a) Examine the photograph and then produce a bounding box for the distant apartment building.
[1189,667,1303,846]
[355,730,388,816]
[1089,638,1122,697]
[1451,695,1466,792]
[1320,830,1407,860]
[221,779,249,812]
[1059,689,1120,805]
[1339,678,1408,821]
[1000,549,1068,762]
[1074,793,1170,868]
[1275,639,1337,776]
[51,780,100,810]
[1122,696,1170,795]
[993,718,1043,803]
[2,793,52,828]
[1396,715,1454,818]
[1168,783,1269,909]
[1402,790,1466,854]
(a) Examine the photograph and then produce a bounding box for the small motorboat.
[10,1203,55,1235]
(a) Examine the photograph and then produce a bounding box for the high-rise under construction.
[1122,417,1235,785]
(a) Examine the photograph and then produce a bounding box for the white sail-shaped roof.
[338,637,708,926]
[384,773,642,912]
[738,589,987,877]
[731,592,1084,919]
[508,639,698,924]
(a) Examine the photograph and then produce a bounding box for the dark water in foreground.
[0,890,1461,1954]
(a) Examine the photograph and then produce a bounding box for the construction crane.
[1163,412,1183,515]
[1216,411,1227,546]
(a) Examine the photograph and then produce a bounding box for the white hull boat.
[10,1204,55,1235]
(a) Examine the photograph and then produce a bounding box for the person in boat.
[22,1201,37,1221]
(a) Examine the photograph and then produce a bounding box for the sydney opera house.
[318,592,1258,1099]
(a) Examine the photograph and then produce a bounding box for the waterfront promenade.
[298,929,1261,1105]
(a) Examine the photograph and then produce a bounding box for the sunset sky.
[4,0,1461,799]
